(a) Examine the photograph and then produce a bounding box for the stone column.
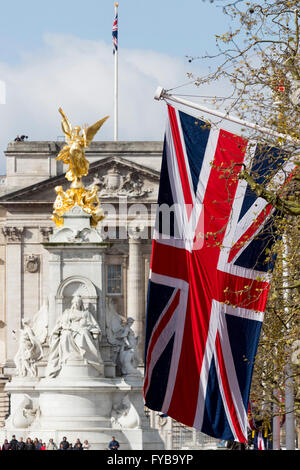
[95,250,107,332]
[47,251,62,335]
[0,375,9,428]
[122,255,128,317]
[127,237,143,360]
[2,227,24,370]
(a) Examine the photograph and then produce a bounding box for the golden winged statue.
[52,108,109,228]
[57,108,109,188]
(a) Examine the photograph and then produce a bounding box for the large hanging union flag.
[144,104,293,443]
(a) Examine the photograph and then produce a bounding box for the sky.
[0,0,232,174]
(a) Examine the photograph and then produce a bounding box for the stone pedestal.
[44,206,106,330]
[43,206,115,377]
[1,372,163,449]
[37,364,115,431]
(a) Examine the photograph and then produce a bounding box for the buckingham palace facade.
[0,140,163,422]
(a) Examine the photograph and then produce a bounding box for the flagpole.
[114,2,118,141]
[154,86,300,145]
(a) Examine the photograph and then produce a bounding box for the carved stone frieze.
[2,226,24,242]
[25,255,40,273]
[87,163,154,199]
[40,226,53,242]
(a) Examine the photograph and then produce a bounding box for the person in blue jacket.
[108,436,120,450]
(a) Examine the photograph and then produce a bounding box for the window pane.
[107,265,122,294]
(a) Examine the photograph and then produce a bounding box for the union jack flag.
[144,104,294,443]
[112,9,118,54]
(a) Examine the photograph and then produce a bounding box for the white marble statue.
[119,318,141,376]
[106,299,140,375]
[14,319,44,377]
[111,395,140,429]
[46,295,102,378]
[12,394,40,429]
[106,298,126,364]
[31,299,49,345]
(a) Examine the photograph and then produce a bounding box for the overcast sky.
[0,0,232,174]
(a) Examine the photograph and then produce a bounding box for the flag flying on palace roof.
[112,7,118,54]
[143,103,294,443]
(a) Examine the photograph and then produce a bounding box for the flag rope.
[154,86,300,146]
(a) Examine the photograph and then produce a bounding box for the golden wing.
[85,116,109,147]
[59,107,72,143]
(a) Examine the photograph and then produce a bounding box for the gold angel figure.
[52,184,104,228]
[51,108,109,228]
[57,108,109,188]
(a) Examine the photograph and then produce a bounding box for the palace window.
[107,264,122,295]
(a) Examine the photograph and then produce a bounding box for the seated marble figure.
[46,295,102,378]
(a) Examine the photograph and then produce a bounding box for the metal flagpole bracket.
[154,85,300,145]
[154,86,166,101]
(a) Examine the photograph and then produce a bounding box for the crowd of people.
[0,435,91,450]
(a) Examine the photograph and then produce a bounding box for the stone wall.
[4,141,163,191]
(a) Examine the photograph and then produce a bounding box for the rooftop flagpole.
[154,86,300,145]
[113,2,119,141]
